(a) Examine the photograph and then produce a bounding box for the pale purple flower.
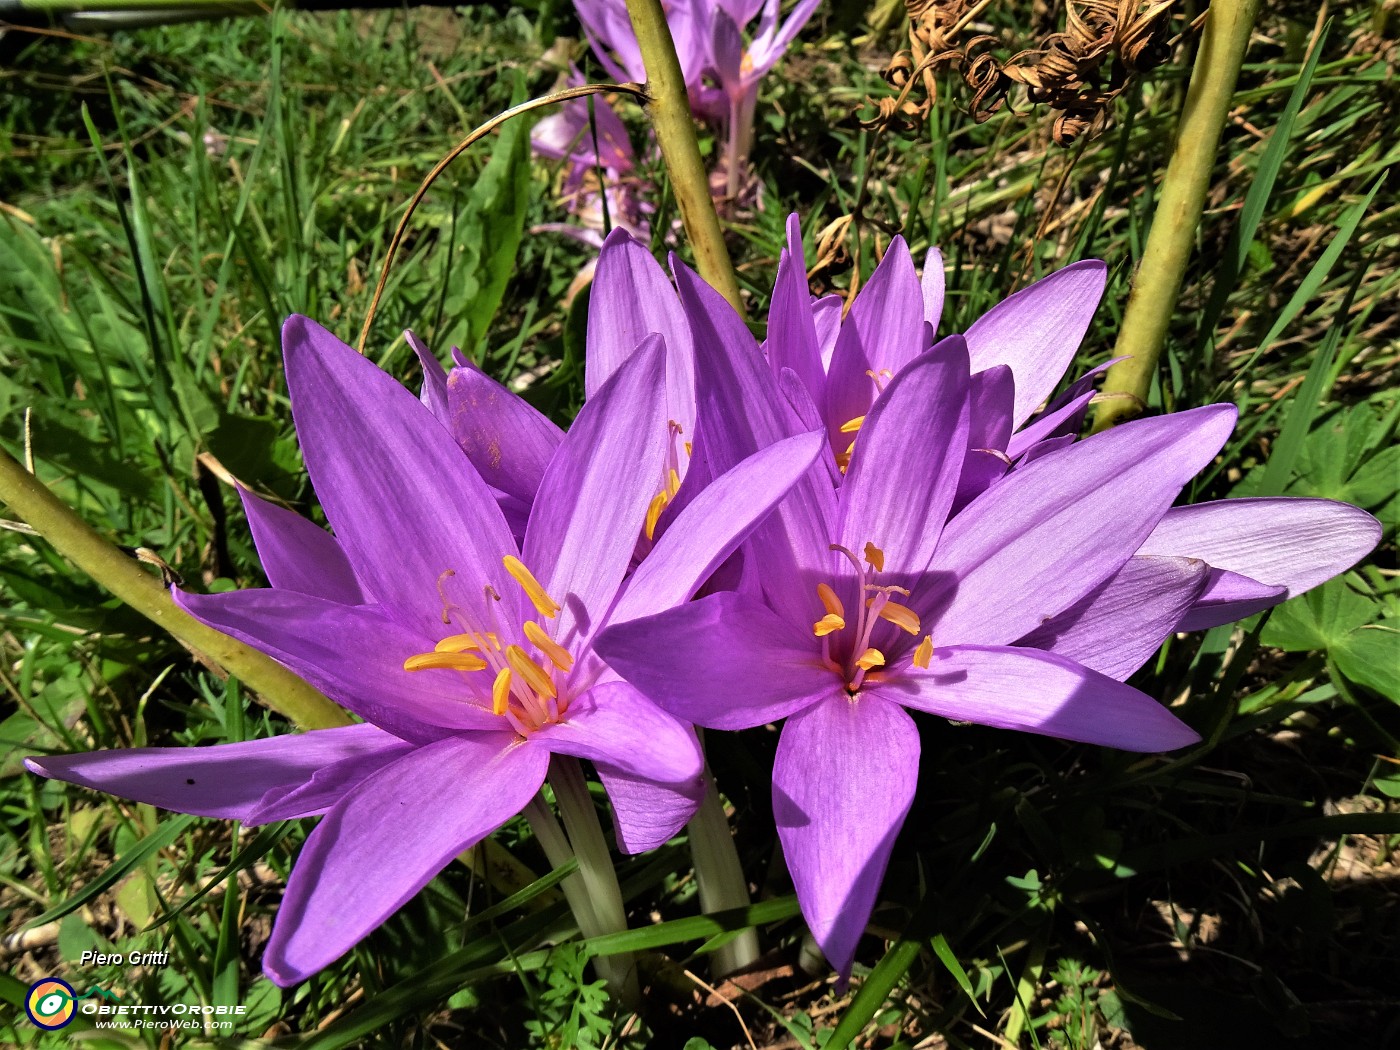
[574,0,710,104]
[28,315,825,986]
[410,231,697,548]
[595,261,1382,978]
[703,0,821,194]
[766,214,1108,490]
[572,0,819,194]
[531,71,653,248]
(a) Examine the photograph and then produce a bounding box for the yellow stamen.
[863,542,885,572]
[838,414,866,434]
[870,599,921,635]
[491,667,512,716]
[505,645,557,699]
[813,613,847,637]
[433,632,496,653]
[835,449,853,473]
[503,556,560,619]
[403,651,489,673]
[685,440,693,456]
[524,620,574,672]
[816,582,845,619]
[644,490,670,541]
[666,467,682,498]
[913,635,934,669]
[855,647,886,671]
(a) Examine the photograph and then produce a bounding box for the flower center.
[812,541,934,692]
[402,558,574,736]
[644,420,689,541]
[834,369,893,473]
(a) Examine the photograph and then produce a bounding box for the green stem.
[686,755,759,976]
[724,90,756,203]
[1002,925,1049,1045]
[548,757,641,1009]
[1092,0,1261,431]
[0,446,349,730]
[624,0,745,316]
[522,793,602,936]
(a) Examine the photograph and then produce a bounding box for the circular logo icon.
[25,978,77,1030]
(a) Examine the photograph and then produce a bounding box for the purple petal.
[1136,497,1382,605]
[246,738,417,824]
[925,405,1238,646]
[240,489,365,606]
[595,765,706,854]
[773,693,918,979]
[587,228,695,429]
[1046,355,1127,412]
[709,7,745,93]
[446,363,564,507]
[921,247,944,331]
[406,330,449,423]
[840,340,971,577]
[1017,433,1074,465]
[262,733,547,985]
[524,337,668,650]
[174,587,500,741]
[966,363,1014,453]
[282,315,519,634]
[610,430,826,625]
[673,258,838,630]
[778,369,830,448]
[823,238,926,444]
[1016,556,1211,680]
[950,449,1011,516]
[595,592,840,731]
[812,295,842,371]
[1006,388,1094,460]
[1177,569,1287,631]
[536,680,703,783]
[25,724,403,821]
[876,644,1199,750]
[964,261,1106,427]
[767,214,825,408]
[574,0,645,83]
[750,0,821,70]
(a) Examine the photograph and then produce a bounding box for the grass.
[1,2,1397,1047]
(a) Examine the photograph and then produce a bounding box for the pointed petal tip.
[600,225,640,250]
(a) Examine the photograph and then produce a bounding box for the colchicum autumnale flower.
[530,71,653,255]
[594,251,1382,978]
[571,0,820,195]
[27,316,826,986]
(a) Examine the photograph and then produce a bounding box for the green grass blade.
[1198,19,1332,369]
[826,937,923,1048]
[1218,172,1383,393]
[24,813,197,929]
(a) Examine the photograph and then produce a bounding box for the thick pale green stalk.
[522,794,603,933]
[1092,0,1261,431]
[548,757,641,1009]
[686,762,759,975]
[624,0,745,316]
[0,447,350,730]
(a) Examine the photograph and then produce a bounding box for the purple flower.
[595,261,1382,978]
[768,214,1107,482]
[574,0,710,104]
[571,0,820,194]
[27,315,826,986]
[703,0,821,193]
[531,71,653,248]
